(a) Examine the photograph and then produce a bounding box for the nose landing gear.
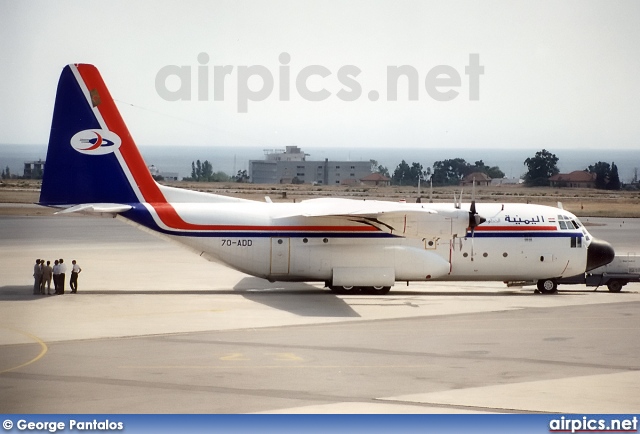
[536,279,558,294]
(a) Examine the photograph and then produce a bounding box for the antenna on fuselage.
[454,189,462,209]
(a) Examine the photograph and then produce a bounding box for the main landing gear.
[329,285,392,295]
[536,279,558,294]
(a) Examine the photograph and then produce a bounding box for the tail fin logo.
[70,129,122,155]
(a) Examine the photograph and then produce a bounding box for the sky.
[1,0,640,151]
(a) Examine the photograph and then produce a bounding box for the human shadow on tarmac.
[0,285,50,301]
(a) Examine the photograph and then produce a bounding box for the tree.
[376,165,390,178]
[189,160,230,182]
[469,160,504,179]
[235,169,249,183]
[432,158,469,186]
[392,160,411,186]
[210,171,231,182]
[368,159,390,177]
[587,161,621,190]
[523,149,559,186]
[201,160,214,181]
[587,162,610,189]
[409,162,426,186]
[430,158,504,186]
[369,159,379,173]
[196,160,202,181]
[391,160,425,186]
[609,162,621,190]
[191,161,197,180]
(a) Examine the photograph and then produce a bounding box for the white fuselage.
[127,198,591,287]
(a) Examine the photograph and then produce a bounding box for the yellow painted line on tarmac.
[0,327,48,374]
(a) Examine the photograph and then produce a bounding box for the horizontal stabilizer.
[55,203,132,215]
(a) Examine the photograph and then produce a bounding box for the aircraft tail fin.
[40,64,160,207]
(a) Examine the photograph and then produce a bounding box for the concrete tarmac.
[0,215,638,413]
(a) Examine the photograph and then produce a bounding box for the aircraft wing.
[52,198,454,237]
[272,197,442,235]
[274,197,437,219]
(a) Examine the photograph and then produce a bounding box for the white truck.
[558,254,640,292]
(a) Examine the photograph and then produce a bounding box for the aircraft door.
[270,237,290,274]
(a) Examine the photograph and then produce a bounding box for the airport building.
[249,146,374,185]
[23,160,45,179]
[148,165,179,181]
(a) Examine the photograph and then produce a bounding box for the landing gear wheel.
[536,279,558,294]
[367,286,391,295]
[329,285,356,295]
[607,280,623,293]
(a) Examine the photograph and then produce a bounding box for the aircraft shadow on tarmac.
[232,277,361,317]
[0,283,614,303]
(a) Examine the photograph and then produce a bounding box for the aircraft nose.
[586,238,615,271]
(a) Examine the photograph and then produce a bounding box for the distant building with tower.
[249,146,374,185]
[24,160,45,179]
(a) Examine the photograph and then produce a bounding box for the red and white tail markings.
[71,64,223,232]
[69,65,382,235]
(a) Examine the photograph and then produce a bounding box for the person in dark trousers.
[33,259,42,295]
[52,260,60,294]
[58,258,67,294]
[70,260,82,293]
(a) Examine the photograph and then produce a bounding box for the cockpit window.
[557,215,581,230]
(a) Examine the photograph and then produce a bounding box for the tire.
[536,279,558,294]
[367,286,391,295]
[329,285,356,295]
[607,280,624,293]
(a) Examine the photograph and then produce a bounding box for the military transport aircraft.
[38,64,615,295]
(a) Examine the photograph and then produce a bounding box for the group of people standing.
[33,258,82,295]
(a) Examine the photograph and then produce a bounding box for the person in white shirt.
[58,258,67,294]
[33,259,42,295]
[70,260,82,293]
[52,260,60,294]
[42,260,53,295]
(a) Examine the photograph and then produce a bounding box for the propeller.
[468,200,486,231]
[468,179,487,261]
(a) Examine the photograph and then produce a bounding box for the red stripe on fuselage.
[73,65,379,234]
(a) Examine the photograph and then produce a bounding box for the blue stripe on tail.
[39,65,139,206]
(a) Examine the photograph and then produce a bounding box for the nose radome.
[586,238,615,271]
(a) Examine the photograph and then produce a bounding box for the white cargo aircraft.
[39,64,615,295]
